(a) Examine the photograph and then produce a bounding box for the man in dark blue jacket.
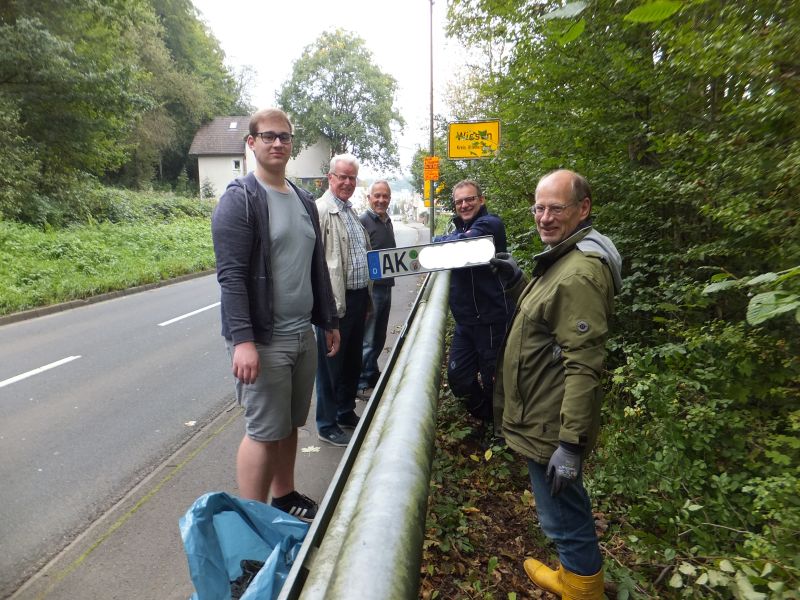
[434,180,514,423]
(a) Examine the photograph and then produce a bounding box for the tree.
[0,95,40,221]
[144,0,245,184]
[278,29,405,171]
[0,0,249,221]
[0,6,148,178]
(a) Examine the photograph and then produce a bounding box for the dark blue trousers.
[315,288,368,435]
[446,321,506,421]
[359,285,391,390]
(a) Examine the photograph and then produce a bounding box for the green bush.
[0,96,41,222]
[0,187,214,314]
[592,319,800,596]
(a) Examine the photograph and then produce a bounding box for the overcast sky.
[190,0,467,176]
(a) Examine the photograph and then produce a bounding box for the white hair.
[329,153,360,173]
[368,179,391,196]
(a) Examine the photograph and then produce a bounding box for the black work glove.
[489,252,522,287]
[546,443,583,496]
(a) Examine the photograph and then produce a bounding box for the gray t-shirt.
[258,180,315,335]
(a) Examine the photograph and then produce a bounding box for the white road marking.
[158,302,220,327]
[0,355,82,389]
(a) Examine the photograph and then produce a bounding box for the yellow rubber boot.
[561,567,605,599]
[523,558,563,596]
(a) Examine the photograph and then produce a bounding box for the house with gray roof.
[189,116,331,200]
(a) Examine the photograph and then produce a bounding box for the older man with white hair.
[314,154,372,447]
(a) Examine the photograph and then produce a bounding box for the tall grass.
[0,215,215,316]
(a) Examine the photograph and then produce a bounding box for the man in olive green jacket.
[490,169,622,600]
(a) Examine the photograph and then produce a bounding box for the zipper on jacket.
[470,268,480,319]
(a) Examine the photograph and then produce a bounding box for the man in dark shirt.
[357,180,396,399]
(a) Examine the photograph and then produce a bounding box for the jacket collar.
[239,171,301,198]
[320,189,348,213]
[233,173,310,222]
[365,208,391,223]
[452,204,488,230]
[533,224,593,265]
[240,171,260,197]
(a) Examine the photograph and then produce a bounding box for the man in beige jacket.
[314,153,371,447]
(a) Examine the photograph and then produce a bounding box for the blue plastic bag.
[180,492,309,600]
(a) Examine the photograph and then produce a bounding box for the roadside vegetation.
[0,190,215,316]
[423,336,798,599]
[1,2,235,317]
[415,2,799,598]
[421,387,546,600]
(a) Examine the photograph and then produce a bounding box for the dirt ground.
[418,396,612,600]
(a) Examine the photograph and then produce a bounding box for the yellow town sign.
[447,120,501,159]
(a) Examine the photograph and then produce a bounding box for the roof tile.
[188,116,250,156]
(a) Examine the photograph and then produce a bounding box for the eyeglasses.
[530,201,578,217]
[454,195,480,206]
[330,172,357,183]
[254,131,293,144]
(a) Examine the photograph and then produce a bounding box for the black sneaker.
[337,411,360,430]
[271,491,318,522]
[318,428,352,447]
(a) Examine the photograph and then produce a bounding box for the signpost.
[423,156,440,181]
[367,236,496,280]
[423,155,439,226]
[447,120,501,159]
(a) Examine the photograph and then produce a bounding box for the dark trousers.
[447,321,506,421]
[315,288,369,434]
[359,285,392,390]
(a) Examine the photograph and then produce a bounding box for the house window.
[233,159,241,173]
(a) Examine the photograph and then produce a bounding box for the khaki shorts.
[226,329,317,441]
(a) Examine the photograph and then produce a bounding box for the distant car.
[390,214,403,223]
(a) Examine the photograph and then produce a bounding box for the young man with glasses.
[211,108,339,521]
[434,179,515,428]
[490,169,622,599]
[314,154,372,447]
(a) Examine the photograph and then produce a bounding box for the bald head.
[535,169,591,205]
[533,169,592,246]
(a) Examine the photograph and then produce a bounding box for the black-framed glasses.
[254,131,293,144]
[330,172,357,183]
[530,201,578,217]
[454,195,480,206]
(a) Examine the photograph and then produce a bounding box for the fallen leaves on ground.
[419,395,559,600]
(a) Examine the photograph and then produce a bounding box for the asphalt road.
[0,274,233,595]
[0,220,425,598]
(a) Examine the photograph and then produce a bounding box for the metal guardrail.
[278,269,451,600]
